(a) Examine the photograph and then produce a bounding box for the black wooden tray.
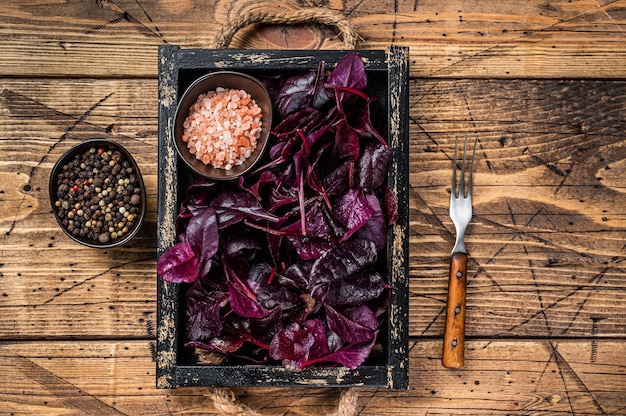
[156,45,409,389]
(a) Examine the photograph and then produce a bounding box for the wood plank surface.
[409,79,626,340]
[2,78,624,340]
[1,339,624,415]
[1,0,625,414]
[0,0,625,78]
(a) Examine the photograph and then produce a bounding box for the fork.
[443,134,477,369]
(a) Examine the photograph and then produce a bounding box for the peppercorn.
[130,194,141,206]
[98,232,110,244]
[53,143,142,245]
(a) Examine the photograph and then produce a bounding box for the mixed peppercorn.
[52,144,142,245]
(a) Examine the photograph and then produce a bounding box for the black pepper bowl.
[174,71,273,181]
[49,139,146,249]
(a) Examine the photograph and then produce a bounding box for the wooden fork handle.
[443,252,467,368]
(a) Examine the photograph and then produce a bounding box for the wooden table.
[1,1,625,414]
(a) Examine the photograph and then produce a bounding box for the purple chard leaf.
[299,333,378,370]
[210,188,279,228]
[281,200,344,260]
[185,280,230,342]
[223,255,271,318]
[350,97,388,146]
[325,304,378,343]
[332,187,374,242]
[269,319,330,371]
[383,187,399,226]
[275,71,317,117]
[269,322,315,362]
[309,239,378,287]
[157,241,200,283]
[315,271,386,306]
[184,207,219,277]
[185,334,245,354]
[355,193,387,250]
[327,52,367,91]
[358,141,393,193]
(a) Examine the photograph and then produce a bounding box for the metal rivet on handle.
[451,340,458,347]
[456,271,463,278]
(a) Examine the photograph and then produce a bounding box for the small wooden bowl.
[49,139,146,249]
[174,71,273,181]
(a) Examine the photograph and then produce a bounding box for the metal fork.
[443,134,477,369]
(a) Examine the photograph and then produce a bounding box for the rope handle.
[210,387,359,416]
[213,7,359,50]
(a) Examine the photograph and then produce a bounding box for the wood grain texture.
[0,339,624,415]
[2,78,623,340]
[0,0,625,78]
[0,79,158,339]
[409,79,626,340]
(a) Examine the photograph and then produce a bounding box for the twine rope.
[209,387,359,416]
[213,7,359,50]
[210,388,261,416]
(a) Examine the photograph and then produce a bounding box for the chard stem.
[244,220,300,236]
[297,129,310,157]
[299,170,306,236]
[267,266,277,284]
[334,85,370,100]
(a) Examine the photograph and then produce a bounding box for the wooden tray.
[156,45,409,389]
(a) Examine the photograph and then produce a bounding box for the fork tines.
[452,134,478,199]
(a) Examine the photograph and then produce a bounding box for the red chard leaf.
[383,187,399,226]
[327,52,367,92]
[300,333,378,370]
[275,71,317,117]
[302,319,330,359]
[313,271,386,306]
[325,304,378,343]
[223,255,271,318]
[350,98,388,146]
[333,117,361,162]
[185,335,245,354]
[332,188,374,242]
[355,193,387,250]
[309,239,378,288]
[183,207,219,277]
[269,322,315,362]
[157,241,200,283]
[185,280,230,342]
[358,142,393,193]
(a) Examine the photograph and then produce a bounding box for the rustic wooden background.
[1,0,625,414]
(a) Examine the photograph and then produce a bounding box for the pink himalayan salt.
[182,87,263,170]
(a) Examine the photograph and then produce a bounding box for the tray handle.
[213,7,359,50]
